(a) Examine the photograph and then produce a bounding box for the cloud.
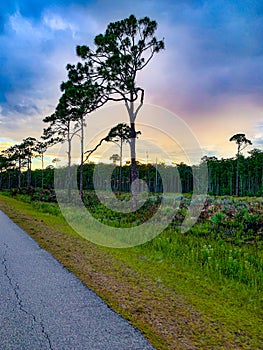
[0,138,14,152]
[43,12,76,32]
[2,0,263,116]
[0,2,108,147]
[0,10,76,117]
[136,0,263,113]
[0,3,109,115]
[253,123,263,146]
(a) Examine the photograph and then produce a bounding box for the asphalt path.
[0,210,155,350]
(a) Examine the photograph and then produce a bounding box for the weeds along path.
[0,194,262,350]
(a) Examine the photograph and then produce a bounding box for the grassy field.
[0,192,262,349]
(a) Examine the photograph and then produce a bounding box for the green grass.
[141,227,262,291]
[0,192,262,349]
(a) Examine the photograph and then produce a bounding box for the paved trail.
[0,210,155,350]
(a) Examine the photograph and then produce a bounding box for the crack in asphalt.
[1,243,54,350]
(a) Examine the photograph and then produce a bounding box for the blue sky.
[0,0,262,163]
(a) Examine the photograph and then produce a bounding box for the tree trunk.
[130,119,138,208]
[67,128,72,201]
[236,157,239,196]
[79,117,84,198]
[119,138,123,191]
[27,158,32,188]
[126,96,138,208]
[41,153,44,189]
[235,145,242,196]
[18,159,21,188]
[8,172,11,189]
[126,91,144,208]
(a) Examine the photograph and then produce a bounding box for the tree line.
[0,146,262,197]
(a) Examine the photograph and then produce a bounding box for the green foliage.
[22,189,259,295]
[32,201,61,216]
[210,212,226,227]
[4,187,57,203]
[76,15,164,99]
[80,192,263,295]
[229,133,252,155]
[0,151,262,196]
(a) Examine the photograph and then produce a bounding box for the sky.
[0,0,263,167]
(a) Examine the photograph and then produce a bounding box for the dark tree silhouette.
[61,63,107,196]
[2,137,37,188]
[84,123,141,190]
[229,133,252,196]
[0,155,9,190]
[22,137,37,188]
[42,94,81,200]
[105,123,141,190]
[34,141,48,189]
[76,14,164,206]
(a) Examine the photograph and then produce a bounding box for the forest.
[0,146,262,198]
